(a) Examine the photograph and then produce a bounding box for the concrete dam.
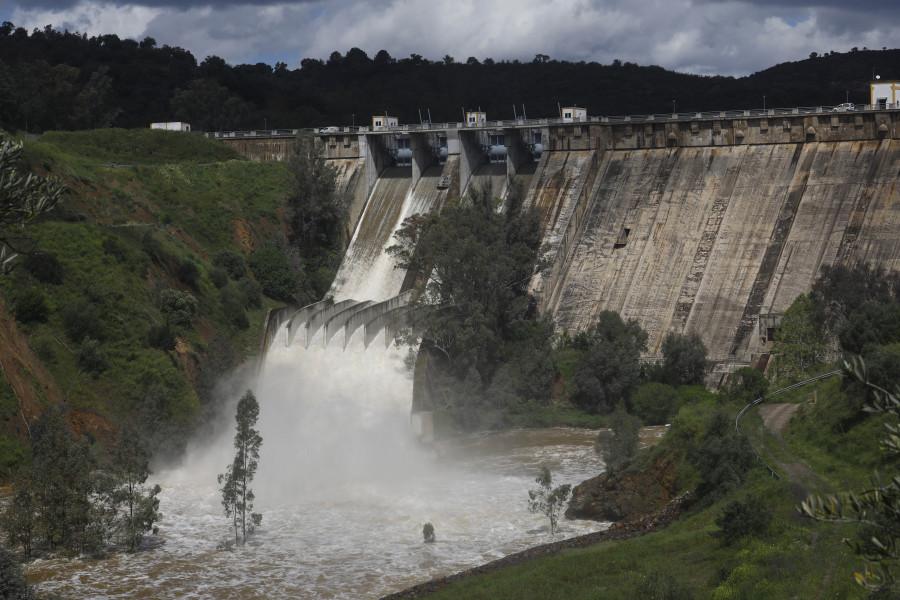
[223,108,900,373]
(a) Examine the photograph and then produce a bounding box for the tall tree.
[572,311,648,414]
[170,78,247,131]
[218,390,263,546]
[771,293,830,381]
[595,406,642,472]
[284,133,345,251]
[388,184,543,383]
[28,406,105,556]
[659,331,709,386]
[108,424,161,552]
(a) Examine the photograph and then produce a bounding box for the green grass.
[783,375,895,488]
[26,129,242,166]
[420,478,866,599]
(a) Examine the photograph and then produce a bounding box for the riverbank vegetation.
[392,184,712,436]
[409,263,900,599]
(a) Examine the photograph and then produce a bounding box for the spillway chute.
[280,291,412,350]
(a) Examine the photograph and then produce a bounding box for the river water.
[25,329,667,599]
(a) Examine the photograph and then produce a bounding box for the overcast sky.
[2,0,899,76]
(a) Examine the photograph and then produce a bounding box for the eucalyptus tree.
[528,467,571,534]
[218,390,263,546]
[108,425,161,552]
[595,406,642,473]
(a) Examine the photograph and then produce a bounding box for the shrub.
[101,235,129,262]
[688,410,757,503]
[631,382,679,425]
[248,247,298,302]
[140,229,162,260]
[209,266,228,289]
[159,289,198,327]
[236,276,263,309]
[714,494,772,545]
[0,433,30,474]
[22,251,63,284]
[176,259,200,287]
[146,322,176,351]
[60,296,104,342]
[595,406,642,473]
[77,336,108,378]
[212,250,245,279]
[221,291,249,330]
[630,570,696,600]
[13,288,49,324]
[721,367,769,405]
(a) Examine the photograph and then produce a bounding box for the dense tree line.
[771,262,900,391]
[1,22,899,132]
[1,407,161,558]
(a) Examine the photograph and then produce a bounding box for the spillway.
[330,167,416,301]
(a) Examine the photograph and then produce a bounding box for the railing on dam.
[200,104,893,139]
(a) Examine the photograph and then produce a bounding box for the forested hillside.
[0,128,343,476]
[1,21,898,132]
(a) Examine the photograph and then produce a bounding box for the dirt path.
[755,403,825,499]
[758,403,799,433]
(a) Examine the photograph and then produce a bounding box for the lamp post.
[763,95,766,111]
[672,99,676,115]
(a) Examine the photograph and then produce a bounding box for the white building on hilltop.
[151,122,191,131]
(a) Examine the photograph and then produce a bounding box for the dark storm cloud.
[7,0,315,8]
[6,0,900,76]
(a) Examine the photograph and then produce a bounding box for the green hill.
[0,128,307,469]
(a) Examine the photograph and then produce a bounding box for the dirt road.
[758,403,800,433]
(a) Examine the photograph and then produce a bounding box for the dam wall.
[217,109,900,369]
[529,116,900,365]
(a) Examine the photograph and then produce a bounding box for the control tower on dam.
[216,107,900,373]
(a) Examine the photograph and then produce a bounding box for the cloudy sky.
[2,0,899,76]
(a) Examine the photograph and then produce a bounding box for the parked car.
[832,103,855,112]
[319,126,340,133]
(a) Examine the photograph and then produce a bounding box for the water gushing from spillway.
[27,331,610,598]
[27,162,609,599]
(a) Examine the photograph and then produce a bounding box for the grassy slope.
[417,378,885,599]
[0,129,292,461]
